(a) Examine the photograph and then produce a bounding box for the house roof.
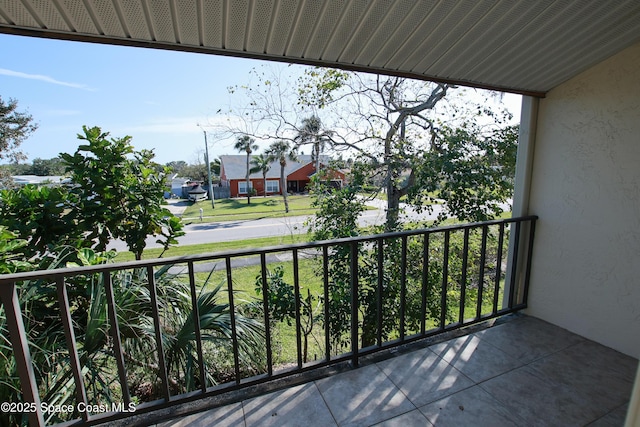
[12,175,68,185]
[2,1,639,96]
[220,154,328,180]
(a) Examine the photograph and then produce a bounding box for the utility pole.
[203,129,215,209]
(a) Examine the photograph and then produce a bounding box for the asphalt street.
[106,198,453,252]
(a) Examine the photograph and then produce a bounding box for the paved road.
[107,199,461,252]
[107,208,390,252]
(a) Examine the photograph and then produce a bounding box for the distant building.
[219,155,345,198]
[12,175,69,187]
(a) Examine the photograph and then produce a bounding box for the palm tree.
[266,140,298,213]
[234,135,258,204]
[295,115,332,173]
[0,248,266,426]
[249,153,271,196]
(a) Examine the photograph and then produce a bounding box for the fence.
[0,216,537,426]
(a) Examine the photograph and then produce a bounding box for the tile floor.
[148,315,637,427]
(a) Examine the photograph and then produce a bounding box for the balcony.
[153,314,637,426]
[1,216,637,426]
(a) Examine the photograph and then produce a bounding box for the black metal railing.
[0,216,537,427]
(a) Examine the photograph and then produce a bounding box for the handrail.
[0,215,538,284]
[0,216,537,427]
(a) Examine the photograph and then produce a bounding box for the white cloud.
[46,109,82,117]
[0,68,95,91]
[117,116,208,134]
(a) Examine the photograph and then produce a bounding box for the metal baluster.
[376,237,384,347]
[493,223,505,314]
[147,266,170,400]
[459,229,470,325]
[400,236,408,341]
[350,242,359,367]
[188,262,206,392]
[226,257,242,384]
[56,277,89,421]
[508,221,522,308]
[440,231,450,329]
[476,226,488,319]
[421,233,430,335]
[323,246,331,362]
[260,254,273,376]
[293,249,303,368]
[103,271,131,406]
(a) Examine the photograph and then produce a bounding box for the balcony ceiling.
[2,0,640,97]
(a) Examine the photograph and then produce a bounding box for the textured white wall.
[526,42,640,357]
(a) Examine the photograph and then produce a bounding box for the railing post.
[350,242,359,367]
[0,283,45,427]
[505,220,526,309]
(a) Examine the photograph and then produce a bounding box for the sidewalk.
[164,199,190,216]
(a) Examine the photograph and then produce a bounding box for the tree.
[30,157,67,175]
[266,140,297,213]
[253,265,318,363]
[60,126,184,259]
[224,67,516,231]
[166,160,189,175]
[234,135,258,204]
[0,96,38,186]
[0,185,82,258]
[307,163,368,349]
[295,115,332,172]
[250,153,271,196]
[301,71,518,230]
[0,96,37,163]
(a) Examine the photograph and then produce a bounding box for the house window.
[238,181,253,194]
[266,180,279,193]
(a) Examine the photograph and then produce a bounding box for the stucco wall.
[526,42,640,357]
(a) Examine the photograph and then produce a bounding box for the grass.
[113,233,313,262]
[182,195,317,223]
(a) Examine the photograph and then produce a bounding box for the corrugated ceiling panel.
[2,0,640,94]
[117,0,150,39]
[265,0,299,56]
[411,1,497,75]
[147,0,174,42]
[354,0,417,66]
[225,0,249,51]
[318,0,370,62]
[526,6,640,90]
[58,0,99,33]
[304,0,350,59]
[366,1,429,68]
[89,0,126,38]
[510,1,633,87]
[175,0,199,46]
[382,0,455,71]
[435,1,548,79]
[421,1,515,76]
[285,1,325,57]
[0,1,40,27]
[201,0,223,48]
[28,1,69,31]
[246,0,275,53]
[337,0,387,64]
[474,1,579,84]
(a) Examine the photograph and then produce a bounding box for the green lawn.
[114,233,313,262]
[182,195,317,222]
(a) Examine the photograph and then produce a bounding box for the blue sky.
[0,33,278,164]
[1,33,521,166]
